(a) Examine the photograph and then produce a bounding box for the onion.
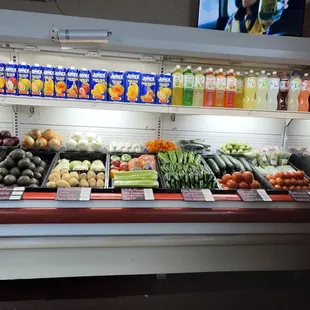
[91,139,103,151]
[0,130,11,139]
[43,129,55,141]
[35,137,48,149]
[48,138,61,151]
[29,129,42,140]
[66,138,78,151]
[22,135,35,148]
[77,139,89,151]
[3,138,15,146]
[11,136,19,145]
[55,134,63,143]
[83,133,97,143]
[71,132,83,142]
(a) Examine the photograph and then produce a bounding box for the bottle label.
[246,77,256,88]
[258,78,268,89]
[301,80,308,91]
[216,77,226,91]
[194,75,205,89]
[173,73,183,88]
[226,76,236,91]
[205,76,215,90]
[184,74,194,89]
[236,79,243,93]
[269,78,279,89]
[279,80,289,91]
[290,79,301,90]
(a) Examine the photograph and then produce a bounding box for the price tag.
[181,189,215,202]
[289,191,310,202]
[122,188,154,201]
[56,187,91,201]
[0,187,25,201]
[238,189,272,202]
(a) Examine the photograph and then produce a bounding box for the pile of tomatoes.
[266,170,309,191]
[219,171,261,190]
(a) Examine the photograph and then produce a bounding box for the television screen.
[198,0,305,36]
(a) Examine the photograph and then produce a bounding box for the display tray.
[107,153,165,189]
[44,151,108,188]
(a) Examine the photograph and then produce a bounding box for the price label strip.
[238,189,272,202]
[181,189,215,202]
[0,187,25,201]
[122,188,154,201]
[56,187,91,201]
[289,191,310,202]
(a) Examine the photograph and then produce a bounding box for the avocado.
[28,184,39,188]
[40,161,47,169]
[0,184,4,187]
[9,149,25,162]
[29,162,36,171]
[25,152,33,160]
[3,157,16,169]
[3,174,16,186]
[29,178,39,185]
[17,176,31,186]
[34,166,45,175]
[34,172,42,180]
[0,167,8,177]
[18,158,31,170]
[32,156,42,166]
[22,169,34,178]
[10,167,21,178]
[0,175,2,183]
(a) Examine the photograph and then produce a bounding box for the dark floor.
[0,271,309,309]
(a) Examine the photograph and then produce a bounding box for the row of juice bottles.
[171,65,310,112]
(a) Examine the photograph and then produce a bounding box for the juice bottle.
[298,73,309,112]
[156,74,172,104]
[55,65,67,98]
[267,71,280,111]
[277,72,289,110]
[183,66,194,106]
[224,69,236,108]
[192,67,205,106]
[171,65,183,105]
[287,73,301,111]
[256,70,268,110]
[243,70,257,109]
[203,67,216,107]
[235,71,244,108]
[31,64,43,97]
[214,68,226,107]
[43,64,55,98]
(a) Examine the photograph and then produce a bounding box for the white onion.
[83,133,97,143]
[71,132,83,142]
[91,140,104,151]
[77,139,89,151]
[66,138,78,151]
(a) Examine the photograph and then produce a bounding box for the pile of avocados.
[0,149,48,188]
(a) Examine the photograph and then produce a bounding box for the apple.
[111,160,120,167]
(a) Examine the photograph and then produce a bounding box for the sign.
[0,187,25,200]
[122,188,154,201]
[238,189,272,202]
[56,187,91,201]
[181,189,215,202]
[289,191,310,202]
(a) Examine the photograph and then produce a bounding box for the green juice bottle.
[183,66,194,106]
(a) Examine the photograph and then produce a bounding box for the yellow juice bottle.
[172,65,183,105]
[235,71,244,108]
[244,70,257,109]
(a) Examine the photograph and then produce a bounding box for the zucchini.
[237,159,246,173]
[213,154,226,171]
[239,157,253,172]
[207,158,221,177]
[220,155,234,172]
[226,155,241,171]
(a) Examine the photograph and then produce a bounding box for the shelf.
[1,95,310,120]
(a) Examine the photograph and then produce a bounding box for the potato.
[88,178,96,187]
[79,179,89,187]
[56,180,70,187]
[80,173,87,180]
[48,173,61,182]
[46,181,56,188]
[87,171,97,180]
[51,168,61,175]
[61,169,69,176]
[69,172,79,180]
[68,178,79,187]
[62,173,71,181]
[96,179,104,188]
[96,172,105,180]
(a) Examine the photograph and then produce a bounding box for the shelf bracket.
[170,114,176,122]
[156,113,163,139]
[285,119,293,127]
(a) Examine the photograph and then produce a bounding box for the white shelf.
[0,95,309,120]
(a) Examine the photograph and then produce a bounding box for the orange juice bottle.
[214,68,226,107]
[224,69,236,108]
[298,73,309,112]
[203,67,216,107]
[172,65,183,105]
[235,71,244,108]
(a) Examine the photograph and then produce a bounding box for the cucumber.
[239,157,253,172]
[237,159,246,173]
[226,155,241,171]
[220,155,234,173]
[207,158,221,177]
[213,154,226,171]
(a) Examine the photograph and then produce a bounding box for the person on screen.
[225,0,289,34]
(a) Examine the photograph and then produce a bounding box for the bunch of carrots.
[146,139,177,153]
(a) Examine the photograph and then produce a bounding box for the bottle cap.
[249,70,254,73]
[229,69,234,73]
[175,65,181,69]
[219,68,223,73]
[81,68,88,70]
[304,73,309,77]
[261,70,265,74]
[197,67,202,71]
[272,71,277,75]
[70,66,75,69]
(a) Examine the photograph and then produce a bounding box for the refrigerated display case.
[1,9,310,280]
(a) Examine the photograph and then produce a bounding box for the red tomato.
[276,177,284,186]
[221,174,232,184]
[304,178,309,186]
[269,179,276,186]
[266,175,272,180]
[278,172,284,179]
[226,180,238,189]
[284,179,291,187]
[296,186,302,190]
[282,186,288,191]
[296,170,305,179]
[297,179,304,186]
[289,186,296,191]
[238,181,249,189]
[232,172,244,183]
[283,172,291,179]
[275,185,282,190]
[273,172,280,179]
[250,181,260,189]
[290,178,297,186]
[290,172,297,179]
[243,172,254,184]
[302,186,309,190]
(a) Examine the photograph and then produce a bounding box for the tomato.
[276,177,284,186]
[282,186,288,191]
[232,172,244,183]
[269,179,276,186]
[243,172,254,184]
[250,181,260,189]
[283,172,291,179]
[273,172,281,179]
[290,178,297,186]
[290,172,297,179]
[275,185,282,190]
[296,170,305,179]
[297,179,304,186]
[238,181,249,189]
[289,186,296,191]
[278,172,284,179]
[296,186,302,190]
[221,174,232,184]
[284,179,291,187]
[302,186,309,190]
[266,175,272,180]
[286,172,293,179]
[226,180,238,189]
[223,186,229,190]
[304,178,309,186]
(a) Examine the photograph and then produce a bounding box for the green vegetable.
[114,180,159,188]
[194,154,202,165]
[121,154,132,162]
[226,155,241,171]
[239,157,253,172]
[175,149,183,164]
[183,152,188,164]
[220,155,234,173]
[158,152,170,164]
[237,159,246,173]
[207,158,221,177]
[168,151,177,163]
[214,154,226,171]
[110,155,121,161]
[114,170,158,178]
[188,152,195,165]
